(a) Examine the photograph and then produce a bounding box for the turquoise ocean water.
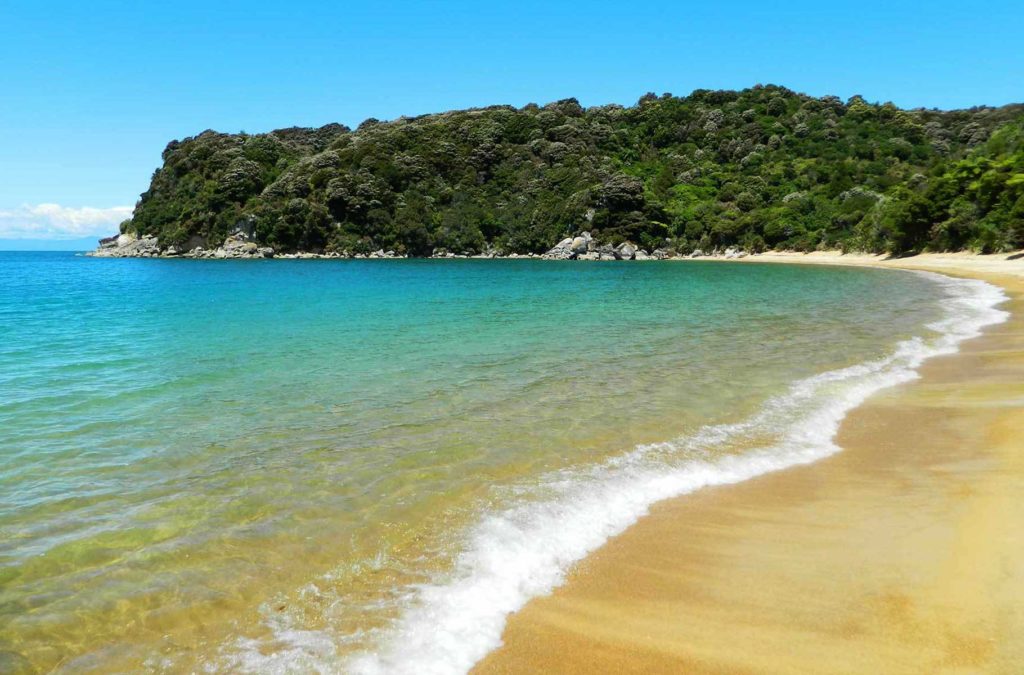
[0,253,1006,673]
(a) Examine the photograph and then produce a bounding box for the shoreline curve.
[473,251,1024,675]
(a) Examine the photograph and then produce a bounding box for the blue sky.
[1,0,1021,246]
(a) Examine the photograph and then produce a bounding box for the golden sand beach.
[476,252,1024,675]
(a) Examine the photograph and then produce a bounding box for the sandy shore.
[475,251,1024,674]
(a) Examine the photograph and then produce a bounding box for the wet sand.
[475,252,1024,674]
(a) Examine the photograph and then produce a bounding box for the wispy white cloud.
[0,203,132,239]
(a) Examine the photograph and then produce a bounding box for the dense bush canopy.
[125,86,1024,255]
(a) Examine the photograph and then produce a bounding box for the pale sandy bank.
[475,251,1024,675]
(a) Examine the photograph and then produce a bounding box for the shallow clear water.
[0,253,997,673]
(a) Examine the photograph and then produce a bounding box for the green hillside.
[122,86,1024,256]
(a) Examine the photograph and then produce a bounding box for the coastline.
[474,252,1024,674]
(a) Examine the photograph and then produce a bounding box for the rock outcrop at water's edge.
[91,233,162,257]
[538,231,674,261]
[87,228,763,261]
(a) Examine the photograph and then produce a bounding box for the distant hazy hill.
[122,85,1024,255]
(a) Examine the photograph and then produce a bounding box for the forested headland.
[117,85,1024,257]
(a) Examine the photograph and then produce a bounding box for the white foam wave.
[230,272,1009,675]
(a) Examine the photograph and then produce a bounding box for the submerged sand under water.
[476,253,1024,675]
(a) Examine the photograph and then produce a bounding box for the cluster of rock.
[687,246,748,259]
[89,231,276,259]
[177,234,275,259]
[90,222,422,259]
[288,249,407,260]
[92,233,163,257]
[90,229,752,262]
[429,247,543,259]
[541,232,671,261]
